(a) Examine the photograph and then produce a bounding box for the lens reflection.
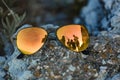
[17,27,47,54]
[57,25,89,52]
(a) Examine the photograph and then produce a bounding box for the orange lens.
[16,27,47,55]
[56,25,89,52]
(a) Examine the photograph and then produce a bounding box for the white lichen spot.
[68,65,76,72]
[107,60,114,64]
[94,72,98,77]
[117,54,120,59]
[100,66,107,73]
[102,59,106,64]
[66,75,72,80]
[93,43,99,49]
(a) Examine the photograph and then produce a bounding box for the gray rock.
[8,59,32,80]
[106,73,120,80]
[0,69,5,77]
[103,0,114,10]
[0,77,4,80]
[1,0,120,80]
[17,71,33,80]
[41,24,59,32]
[66,75,72,80]
[101,17,109,30]
[104,0,120,34]
[81,0,104,35]
[0,57,5,65]
[100,66,107,72]
[96,71,108,80]
[111,73,120,80]
[117,54,120,59]
[111,16,120,30]
[68,65,76,72]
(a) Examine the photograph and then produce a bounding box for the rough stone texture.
[0,57,6,79]
[8,59,33,80]
[80,0,104,35]
[0,0,120,80]
[111,73,120,80]
[2,23,119,80]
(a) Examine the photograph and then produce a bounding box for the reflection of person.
[70,40,76,49]
[73,35,78,40]
[67,39,71,47]
[66,35,79,50]
[73,35,79,48]
[61,35,81,51]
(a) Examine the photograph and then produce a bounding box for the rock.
[117,54,120,59]
[17,71,33,80]
[66,75,72,80]
[0,69,5,77]
[81,0,104,35]
[107,60,115,65]
[68,65,76,72]
[41,24,59,32]
[96,66,108,80]
[8,59,32,79]
[0,77,4,80]
[102,59,106,64]
[28,59,39,69]
[103,0,120,34]
[103,0,114,10]
[1,0,120,80]
[111,73,120,80]
[101,17,109,30]
[111,16,120,32]
[100,66,107,72]
[0,57,5,65]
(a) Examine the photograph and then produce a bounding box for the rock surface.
[1,23,119,80]
[0,0,120,80]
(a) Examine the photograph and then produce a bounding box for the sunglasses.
[16,24,89,55]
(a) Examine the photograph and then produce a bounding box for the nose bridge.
[41,24,59,40]
[40,24,61,47]
[48,33,56,40]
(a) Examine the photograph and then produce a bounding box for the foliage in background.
[1,0,26,40]
[1,11,26,39]
[0,0,26,56]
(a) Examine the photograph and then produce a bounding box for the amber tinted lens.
[17,27,47,55]
[57,25,89,52]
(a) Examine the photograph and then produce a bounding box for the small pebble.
[117,54,120,59]
[66,75,72,80]
[81,53,88,58]
[68,65,76,71]
[107,60,114,64]
[0,70,5,77]
[94,72,98,77]
[0,57,5,64]
[102,59,106,64]
[100,66,107,72]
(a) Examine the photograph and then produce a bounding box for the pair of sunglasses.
[16,24,89,55]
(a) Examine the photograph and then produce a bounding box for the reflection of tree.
[42,35,47,42]
[61,36,65,44]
